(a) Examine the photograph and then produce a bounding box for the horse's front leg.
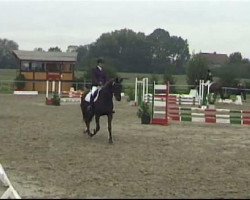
[92,115,100,137]
[107,114,113,144]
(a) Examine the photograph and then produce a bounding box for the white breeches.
[85,86,100,102]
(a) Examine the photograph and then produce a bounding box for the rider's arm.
[91,68,99,86]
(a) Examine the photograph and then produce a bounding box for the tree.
[93,29,151,73]
[149,73,159,85]
[146,28,190,74]
[0,38,19,69]
[14,74,26,90]
[229,52,242,63]
[67,45,78,52]
[48,46,62,52]
[83,59,118,84]
[76,45,91,69]
[217,70,237,87]
[214,51,250,81]
[76,28,190,74]
[34,47,45,52]
[186,54,208,85]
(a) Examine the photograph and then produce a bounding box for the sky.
[1,0,250,58]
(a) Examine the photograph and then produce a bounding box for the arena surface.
[0,94,250,198]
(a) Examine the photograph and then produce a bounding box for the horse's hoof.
[86,131,92,137]
[109,139,113,144]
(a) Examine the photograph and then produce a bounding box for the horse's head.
[111,77,123,101]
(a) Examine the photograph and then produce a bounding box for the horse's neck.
[100,86,113,100]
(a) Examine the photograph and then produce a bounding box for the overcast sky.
[1,0,250,58]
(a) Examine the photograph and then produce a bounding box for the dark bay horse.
[80,77,123,143]
[205,81,225,104]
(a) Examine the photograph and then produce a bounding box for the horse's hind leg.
[107,114,113,144]
[84,120,92,136]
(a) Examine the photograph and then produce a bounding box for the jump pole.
[199,80,211,106]
[134,77,149,106]
[151,81,169,125]
[46,80,61,99]
[46,72,61,104]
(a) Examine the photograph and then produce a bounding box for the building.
[198,52,229,68]
[12,50,77,92]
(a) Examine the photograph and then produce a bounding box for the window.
[47,63,60,72]
[61,63,73,72]
[21,61,31,71]
[32,62,44,71]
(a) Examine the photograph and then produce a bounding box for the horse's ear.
[115,77,123,83]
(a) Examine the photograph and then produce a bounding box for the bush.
[52,92,60,106]
[186,54,208,85]
[125,86,135,102]
[137,101,151,124]
[14,74,26,90]
[137,101,151,118]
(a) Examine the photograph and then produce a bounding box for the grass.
[75,70,188,86]
[2,69,249,98]
[0,69,17,93]
[0,69,18,80]
[117,72,187,86]
[1,69,189,94]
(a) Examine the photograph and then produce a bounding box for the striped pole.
[151,82,168,125]
[168,106,250,125]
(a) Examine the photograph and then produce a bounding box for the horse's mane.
[103,78,116,88]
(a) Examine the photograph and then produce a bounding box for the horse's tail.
[217,82,225,100]
[219,88,225,100]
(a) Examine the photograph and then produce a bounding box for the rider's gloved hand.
[99,81,103,86]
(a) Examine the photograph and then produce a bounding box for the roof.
[199,52,229,65]
[12,50,77,62]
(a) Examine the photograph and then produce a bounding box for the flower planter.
[46,98,60,106]
[141,113,151,124]
[46,99,54,105]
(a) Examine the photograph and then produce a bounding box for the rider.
[205,69,213,86]
[237,81,247,101]
[87,58,108,112]
[194,78,199,89]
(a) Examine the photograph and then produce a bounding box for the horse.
[80,77,123,144]
[196,80,225,104]
[209,81,225,100]
[203,81,225,104]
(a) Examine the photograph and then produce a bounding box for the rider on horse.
[87,58,115,114]
[205,69,213,86]
[87,58,108,112]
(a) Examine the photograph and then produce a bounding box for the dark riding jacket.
[91,66,108,87]
[206,72,213,82]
